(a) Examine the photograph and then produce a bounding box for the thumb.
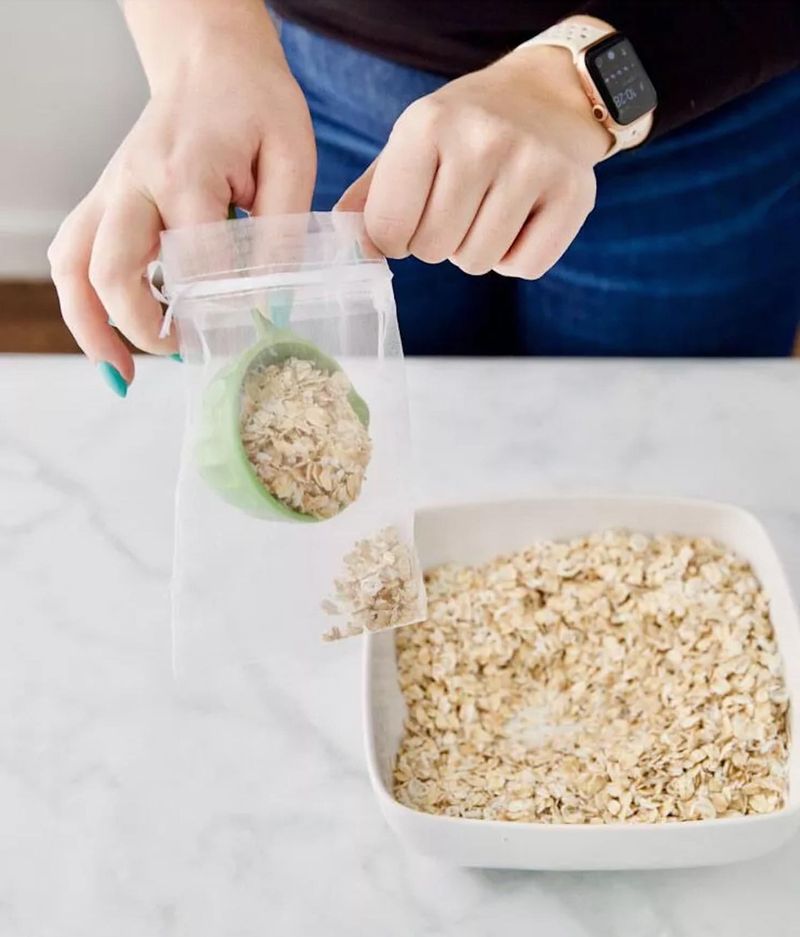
[334,159,378,212]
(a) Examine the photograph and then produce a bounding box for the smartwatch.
[517,21,658,158]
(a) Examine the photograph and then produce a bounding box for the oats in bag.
[158,212,426,674]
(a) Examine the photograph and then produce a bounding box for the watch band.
[518,21,611,56]
[517,23,654,158]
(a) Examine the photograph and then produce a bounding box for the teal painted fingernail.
[169,352,183,362]
[97,361,128,398]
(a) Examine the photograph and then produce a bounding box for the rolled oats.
[393,530,790,824]
[240,357,371,519]
[322,526,425,641]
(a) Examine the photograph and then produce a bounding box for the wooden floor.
[1,280,798,356]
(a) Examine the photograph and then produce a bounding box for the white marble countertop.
[2,355,800,937]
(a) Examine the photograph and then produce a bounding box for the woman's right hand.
[49,0,316,395]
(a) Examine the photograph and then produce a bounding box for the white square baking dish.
[363,496,800,870]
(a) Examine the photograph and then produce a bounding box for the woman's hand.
[337,38,611,280]
[49,0,316,393]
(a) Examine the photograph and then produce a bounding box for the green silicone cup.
[194,317,370,522]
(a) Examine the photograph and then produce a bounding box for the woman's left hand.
[336,42,612,279]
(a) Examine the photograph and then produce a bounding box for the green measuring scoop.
[194,309,370,522]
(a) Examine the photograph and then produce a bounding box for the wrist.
[494,44,612,165]
[123,0,285,95]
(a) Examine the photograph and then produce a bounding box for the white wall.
[0,0,148,277]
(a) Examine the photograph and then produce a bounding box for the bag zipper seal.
[147,261,391,338]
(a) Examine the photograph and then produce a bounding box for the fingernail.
[97,361,128,398]
[169,352,183,362]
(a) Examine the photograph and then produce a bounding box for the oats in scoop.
[240,357,372,519]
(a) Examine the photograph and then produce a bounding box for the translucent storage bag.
[157,212,426,674]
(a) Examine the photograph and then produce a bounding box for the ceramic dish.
[363,496,800,870]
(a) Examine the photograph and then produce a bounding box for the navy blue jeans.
[279,21,800,356]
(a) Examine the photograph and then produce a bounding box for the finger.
[251,139,316,215]
[451,172,538,276]
[334,160,377,213]
[493,194,589,281]
[48,195,135,383]
[157,173,231,229]
[361,119,438,258]
[89,188,174,355]
[408,159,491,265]
[228,158,258,215]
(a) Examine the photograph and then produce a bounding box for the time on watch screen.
[586,36,657,125]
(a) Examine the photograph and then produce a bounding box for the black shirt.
[270,1,800,137]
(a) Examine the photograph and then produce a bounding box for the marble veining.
[1,355,799,936]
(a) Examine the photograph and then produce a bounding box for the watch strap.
[517,21,612,57]
[603,112,653,157]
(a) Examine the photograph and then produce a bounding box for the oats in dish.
[394,530,789,824]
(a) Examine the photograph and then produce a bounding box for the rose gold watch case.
[575,39,655,158]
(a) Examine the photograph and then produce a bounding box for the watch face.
[586,35,657,126]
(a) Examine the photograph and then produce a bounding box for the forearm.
[121,0,284,93]
[577,0,800,136]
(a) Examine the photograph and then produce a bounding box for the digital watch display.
[585,35,658,126]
